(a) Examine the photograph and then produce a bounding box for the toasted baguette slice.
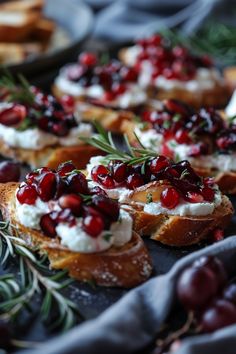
[0,0,44,12]
[52,84,134,133]
[124,182,234,247]
[224,66,236,91]
[30,18,55,42]
[0,11,40,42]
[0,182,153,288]
[0,139,102,169]
[119,47,230,108]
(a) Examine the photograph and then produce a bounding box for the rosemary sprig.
[0,221,81,331]
[81,121,157,165]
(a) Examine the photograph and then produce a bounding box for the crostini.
[0,162,152,288]
[83,131,233,247]
[52,53,146,132]
[0,77,100,169]
[121,99,236,194]
[119,34,230,108]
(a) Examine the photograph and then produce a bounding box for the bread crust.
[119,48,231,108]
[0,139,101,169]
[0,183,153,288]
[129,195,233,246]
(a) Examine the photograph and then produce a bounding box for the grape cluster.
[177,256,236,333]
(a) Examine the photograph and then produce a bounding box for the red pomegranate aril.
[67,172,89,194]
[82,215,104,238]
[90,186,108,197]
[162,68,177,80]
[126,173,144,189]
[0,104,26,126]
[0,161,20,182]
[17,184,37,205]
[60,95,75,112]
[212,228,224,242]
[40,214,57,238]
[175,129,191,144]
[58,161,76,177]
[92,194,119,221]
[112,83,126,95]
[51,122,69,137]
[120,67,138,82]
[91,165,109,182]
[185,191,204,203]
[160,187,180,209]
[112,162,127,183]
[103,91,115,101]
[59,194,82,216]
[204,177,215,187]
[79,52,97,66]
[172,46,188,58]
[97,174,115,189]
[202,187,215,202]
[161,142,174,159]
[37,172,57,202]
[38,116,50,131]
[150,156,170,174]
[147,34,162,46]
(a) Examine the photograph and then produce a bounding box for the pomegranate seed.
[40,214,57,238]
[163,68,177,79]
[120,67,138,82]
[91,165,109,182]
[172,46,188,58]
[38,117,50,132]
[161,143,174,159]
[58,161,76,177]
[51,122,69,137]
[0,104,26,126]
[147,34,162,46]
[111,162,127,183]
[92,195,119,221]
[164,99,189,116]
[82,215,104,238]
[26,171,38,185]
[160,187,180,209]
[54,175,68,199]
[90,186,108,196]
[204,177,215,187]
[185,191,204,203]
[37,172,57,202]
[103,91,116,102]
[0,161,20,182]
[126,173,144,189]
[60,95,75,112]
[212,228,224,242]
[150,156,170,174]
[97,174,115,189]
[16,185,37,205]
[202,187,215,202]
[175,129,192,144]
[112,83,126,95]
[59,194,82,216]
[79,52,97,66]
[67,172,89,194]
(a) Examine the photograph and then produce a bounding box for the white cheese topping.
[138,60,222,91]
[16,193,133,253]
[225,90,236,118]
[55,73,147,109]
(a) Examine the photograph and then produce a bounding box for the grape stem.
[155,311,194,352]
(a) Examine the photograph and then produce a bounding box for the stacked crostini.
[83,130,233,247]
[119,34,231,108]
[121,98,236,194]
[0,161,152,287]
[0,76,100,169]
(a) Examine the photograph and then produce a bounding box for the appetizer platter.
[0,29,236,353]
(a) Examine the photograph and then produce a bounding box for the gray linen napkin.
[20,236,236,354]
[82,0,236,42]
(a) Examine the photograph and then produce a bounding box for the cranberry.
[58,161,76,177]
[92,194,119,221]
[126,173,144,189]
[0,161,20,182]
[91,165,109,182]
[110,161,127,183]
[97,174,115,189]
[59,194,82,216]
[79,52,97,66]
[37,172,57,202]
[67,172,89,194]
[185,191,204,203]
[60,95,75,112]
[0,104,26,126]
[40,213,57,238]
[16,184,37,205]
[149,156,170,174]
[202,187,215,202]
[175,129,192,144]
[160,187,180,209]
[82,215,104,238]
